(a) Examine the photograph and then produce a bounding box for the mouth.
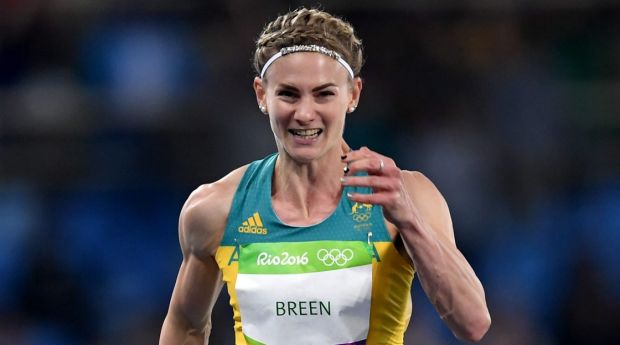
[288,128,323,139]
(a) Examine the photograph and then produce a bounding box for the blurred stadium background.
[1,0,619,344]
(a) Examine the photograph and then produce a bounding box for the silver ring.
[379,159,384,172]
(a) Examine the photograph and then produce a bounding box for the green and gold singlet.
[215,154,415,345]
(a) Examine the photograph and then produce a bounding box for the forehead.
[264,52,349,87]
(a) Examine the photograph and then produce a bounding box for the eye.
[318,90,335,97]
[276,89,298,98]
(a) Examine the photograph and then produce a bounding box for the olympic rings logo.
[352,213,371,222]
[316,248,354,267]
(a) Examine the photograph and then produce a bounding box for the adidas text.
[238,225,268,235]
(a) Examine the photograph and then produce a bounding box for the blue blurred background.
[1,1,619,344]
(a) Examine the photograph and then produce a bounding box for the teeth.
[291,129,321,136]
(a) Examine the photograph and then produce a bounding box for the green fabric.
[244,333,266,345]
[238,241,373,274]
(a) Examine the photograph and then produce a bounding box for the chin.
[283,146,324,163]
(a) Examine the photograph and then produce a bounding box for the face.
[254,52,362,163]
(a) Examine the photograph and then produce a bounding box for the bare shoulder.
[179,165,249,259]
[400,170,455,244]
[400,170,445,204]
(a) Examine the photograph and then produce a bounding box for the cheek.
[325,114,346,137]
[268,115,279,132]
[267,112,287,138]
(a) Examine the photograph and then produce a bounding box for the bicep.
[403,170,456,245]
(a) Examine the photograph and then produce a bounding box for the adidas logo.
[238,212,268,235]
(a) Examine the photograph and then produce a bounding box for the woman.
[160,8,490,345]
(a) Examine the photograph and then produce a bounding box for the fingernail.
[340,177,346,184]
[347,192,353,198]
[343,165,349,174]
[341,155,347,160]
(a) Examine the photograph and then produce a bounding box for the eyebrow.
[277,82,338,92]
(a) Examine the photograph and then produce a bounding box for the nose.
[293,97,316,124]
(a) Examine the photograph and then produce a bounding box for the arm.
[342,147,491,342]
[397,171,490,342]
[160,185,227,345]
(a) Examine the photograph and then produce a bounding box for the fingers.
[341,147,412,227]
[346,190,401,208]
[341,146,403,208]
[342,146,397,176]
[341,175,397,191]
[345,158,386,176]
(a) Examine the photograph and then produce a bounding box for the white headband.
[260,45,355,79]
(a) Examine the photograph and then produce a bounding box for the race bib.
[235,241,373,345]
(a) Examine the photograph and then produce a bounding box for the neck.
[272,147,347,222]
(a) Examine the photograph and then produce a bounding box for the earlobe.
[347,77,362,113]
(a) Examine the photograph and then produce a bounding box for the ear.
[253,77,267,113]
[349,77,363,110]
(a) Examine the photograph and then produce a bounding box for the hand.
[341,146,416,229]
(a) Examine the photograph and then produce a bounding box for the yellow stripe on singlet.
[215,246,247,345]
[368,242,415,344]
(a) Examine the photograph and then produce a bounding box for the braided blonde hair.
[254,8,364,78]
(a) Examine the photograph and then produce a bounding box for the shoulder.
[179,165,250,259]
[400,170,446,206]
[400,170,455,244]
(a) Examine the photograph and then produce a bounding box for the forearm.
[160,313,209,345]
[400,216,490,341]
[339,153,490,340]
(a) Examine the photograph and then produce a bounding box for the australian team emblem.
[351,202,372,223]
